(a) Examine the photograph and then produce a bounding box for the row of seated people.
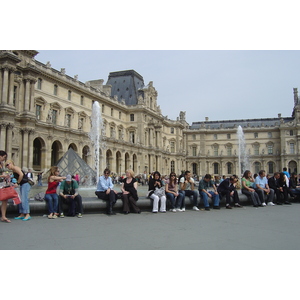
[45,167,297,218]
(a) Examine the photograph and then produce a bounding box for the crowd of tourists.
[0,149,299,222]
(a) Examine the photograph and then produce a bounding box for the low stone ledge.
[5,192,252,215]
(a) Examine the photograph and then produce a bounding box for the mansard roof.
[190,117,294,130]
[106,70,145,106]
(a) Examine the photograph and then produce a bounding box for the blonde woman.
[6,160,32,221]
[45,166,66,219]
[121,169,141,214]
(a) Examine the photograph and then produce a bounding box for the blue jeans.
[166,192,184,209]
[180,190,198,206]
[200,191,220,207]
[19,182,31,214]
[45,193,59,214]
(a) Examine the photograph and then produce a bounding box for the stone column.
[0,123,7,149]
[5,124,14,158]
[21,128,29,168]
[24,79,30,111]
[1,68,9,104]
[0,68,2,102]
[8,69,15,106]
[28,129,35,169]
[30,80,36,111]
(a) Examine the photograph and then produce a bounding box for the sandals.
[1,218,11,223]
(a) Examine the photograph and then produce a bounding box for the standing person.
[198,174,220,210]
[37,172,43,186]
[0,150,11,223]
[148,171,167,213]
[277,172,291,205]
[74,173,80,185]
[95,168,118,215]
[217,175,242,209]
[282,167,290,179]
[165,172,184,212]
[241,170,261,207]
[121,169,140,214]
[6,160,32,221]
[179,170,199,211]
[59,174,83,217]
[45,166,66,219]
[254,170,275,206]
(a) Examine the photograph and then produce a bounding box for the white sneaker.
[176,208,183,212]
[172,208,177,212]
[267,202,275,206]
[181,207,186,212]
[193,206,199,211]
[262,202,266,206]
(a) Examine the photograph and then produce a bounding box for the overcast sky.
[35,50,300,124]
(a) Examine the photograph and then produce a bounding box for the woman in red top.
[45,166,66,219]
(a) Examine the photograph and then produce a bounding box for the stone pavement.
[1,194,300,249]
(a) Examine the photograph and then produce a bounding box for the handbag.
[28,178,35,186]
[0,186,21,204]
[153,187,165,197]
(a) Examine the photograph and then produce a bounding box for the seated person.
[217,175,242,209]
[179,170,199,211]
[289,172,300,200]
[95,168,118,215]
[198,174,220,210]
[255,170,275,206]
[58,174,83,217]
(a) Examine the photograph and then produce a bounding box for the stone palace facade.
[1,50,300,178]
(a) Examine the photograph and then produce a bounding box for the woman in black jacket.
[148,171,166,213]
[121,169,141,214]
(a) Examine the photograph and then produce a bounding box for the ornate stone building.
[0,50,299,178]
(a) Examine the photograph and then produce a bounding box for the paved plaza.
[1,184,300,249]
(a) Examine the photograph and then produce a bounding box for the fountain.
[89,101,105,179]
[237,125,249,178]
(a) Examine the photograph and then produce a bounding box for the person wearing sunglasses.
[95,168,118,215]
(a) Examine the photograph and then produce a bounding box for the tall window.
[171,161,175,173]
[171,128,174,134]
[254,162,261,174]
[254,144,259,155]
[227,162,233,174]
[213,145,218,156]
[290,143,295,154]
[37,78,42,90]
[52,110,58,125]
[129,131,135,143]
[268,145,273,154]
[213,163,219,174]
[227,146,232,156]
[68,90,72,100]
[170,141,175,153]
[36,105,42,120]
[268,162,274,174]
[130,114,134,121]
[66,114,71,127]
[254,132,258,138]
[80,95,84,105]
[192,147,197,156]
[227,134,231,139]
[13,86,17,106]
[54,84,58,95]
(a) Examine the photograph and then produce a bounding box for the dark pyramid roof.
[106,70,145,105]
[55,148,96,186]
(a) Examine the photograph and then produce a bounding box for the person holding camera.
[58,174,83,217]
